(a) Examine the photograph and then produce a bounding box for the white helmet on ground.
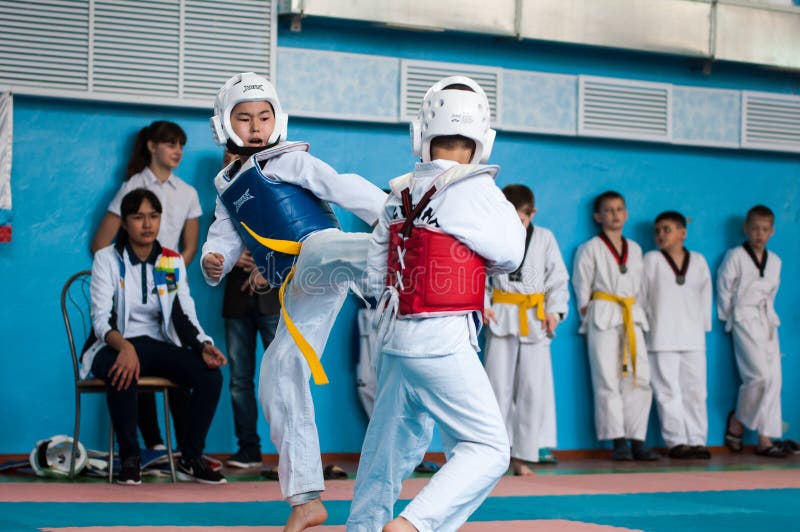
[410,75,496,164]
[29,435,87,477]
[210,72,288,147]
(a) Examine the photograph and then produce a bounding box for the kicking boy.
[642,211,712,459]
[201,73,387,529]
[347,76,524,532]
[572,191,658,461]
[483,184,569,474]
[718,205,788,458]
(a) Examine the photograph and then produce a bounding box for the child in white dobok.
[483,184,569,474]
[642,211,712,459]
[347,76,524,532]
[572,191,658,461]
[201,73,387,530]
[719,205,790,458]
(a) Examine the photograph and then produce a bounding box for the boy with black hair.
[484,183,569,474]
[718,205,789,458]
[572,191,658,461]
[347,76,524,532]
[642,211,712,459]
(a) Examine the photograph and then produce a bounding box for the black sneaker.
[226,448,262,469]
[117,455,141,485]
[177,456,227,484]
[630,440,660,461]
[612,438,633,461]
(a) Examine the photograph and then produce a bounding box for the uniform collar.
[125,240,162,265]
[143,166,177,190]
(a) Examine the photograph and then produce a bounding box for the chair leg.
[163,388,177,483]
[70,390,81,481]
[108,418,114,484]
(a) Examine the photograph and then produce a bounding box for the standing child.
[642,211,712,459]
[201,73,386,530]
[718,205,788,458]
[572,191,658,461]
[347,76,525,532]
[483,184,569,475]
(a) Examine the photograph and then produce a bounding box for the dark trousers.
[137,389,190,449]
[225,312,279,452]
[91,336,222,460]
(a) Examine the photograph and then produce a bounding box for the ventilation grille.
[0,0,275,105]
[0,0,89,91]
[579,76,671,141]
[400,60,501,125]
[183,0,275,99]
[93,0,180,96]
[742,92,800,153]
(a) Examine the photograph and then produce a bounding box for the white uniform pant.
[732,319,782,438]
[649,350,707,447]
[347,347,510,532]
[586,323,652,441]
[258,229,371,501]
[484,333,556,462]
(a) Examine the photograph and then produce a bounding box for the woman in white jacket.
[85,188,227,485]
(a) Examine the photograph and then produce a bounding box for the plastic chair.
[61,270,178,483]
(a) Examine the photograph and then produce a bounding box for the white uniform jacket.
[368,160,525,357]
[642,249,712,352]
[572,235,648,334]
[82,242,212,378]
[201,147,387,286]
[486,225,570,343]
[716,245,781,333]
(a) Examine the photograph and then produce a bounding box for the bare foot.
[284,498,328,532]
[511,457,535,476]
[383,516,418,532]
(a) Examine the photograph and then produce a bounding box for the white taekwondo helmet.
[210,72,288,147]
[29,435,87,477]
[411,75,496,164]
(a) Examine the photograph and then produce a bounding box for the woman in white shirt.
[85,188,226,485]
[91,120,202,263]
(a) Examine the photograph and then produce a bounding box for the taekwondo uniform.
[484,224,569,463]
[202,142,386,503]
[642,249,711,448]
[572,234,652,441]
[347,160,524,532]
[717,244,782,438]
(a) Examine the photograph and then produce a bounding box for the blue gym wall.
[0,17,798,455]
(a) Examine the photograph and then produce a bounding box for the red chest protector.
[385,166,489,318]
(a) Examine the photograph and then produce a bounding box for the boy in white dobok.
[483,184,569,474]
[201,73,387,530]
[642,211,712,459]
[347,76,524,532]
[573,191,658,461]
[718,205,789,458]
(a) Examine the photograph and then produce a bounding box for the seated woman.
[82,188,227,485]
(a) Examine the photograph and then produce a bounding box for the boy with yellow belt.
[484,184,569,474]
[572,191,658,461]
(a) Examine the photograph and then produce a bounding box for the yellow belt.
[241,222,329,385]
[591,291,637,379]
[492,290,546,337]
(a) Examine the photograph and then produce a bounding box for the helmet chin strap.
[226,138,280,157]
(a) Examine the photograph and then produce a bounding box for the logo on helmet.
[243,84,264,93]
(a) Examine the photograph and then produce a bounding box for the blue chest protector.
[217,143,340,287]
